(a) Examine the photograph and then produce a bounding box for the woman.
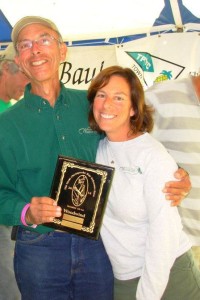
[87,66,200,300]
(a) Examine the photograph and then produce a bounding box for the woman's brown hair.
[88,65,154,134]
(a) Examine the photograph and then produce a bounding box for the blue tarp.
[0,10,12,44]
[154,0,200,28]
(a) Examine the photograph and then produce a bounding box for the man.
[0,43,29,109]
[145,75,200,268]
[0,16,114,300]
[0,43,29,300]
[0,16,191,300]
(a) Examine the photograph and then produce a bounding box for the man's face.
[15,23,67,83]
[6,71,29,100]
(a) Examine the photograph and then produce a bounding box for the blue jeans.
[14,227,114,300]
[0,225,20,300]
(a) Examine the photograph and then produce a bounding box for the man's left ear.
[14,56,22,70]
[14,56,19,65]
[60,43,67,62]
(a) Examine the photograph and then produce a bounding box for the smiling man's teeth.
[101,113,115,119]
[32,60,46,66]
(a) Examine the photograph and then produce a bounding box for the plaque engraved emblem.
[45,155,115,239]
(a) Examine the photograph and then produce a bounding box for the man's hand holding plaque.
[45,156,115,240]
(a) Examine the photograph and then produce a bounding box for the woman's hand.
[163,168,191,206]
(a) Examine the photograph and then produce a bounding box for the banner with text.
[60,32,200,90]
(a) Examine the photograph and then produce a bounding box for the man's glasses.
[16,34,62,52]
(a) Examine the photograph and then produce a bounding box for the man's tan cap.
[11,16,61,44]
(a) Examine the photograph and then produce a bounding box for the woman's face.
[93,75,134,141]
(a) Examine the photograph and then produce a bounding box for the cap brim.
[12,16,60,44]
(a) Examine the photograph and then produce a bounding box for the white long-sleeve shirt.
[97,133,191,300]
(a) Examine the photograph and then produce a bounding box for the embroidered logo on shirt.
[79,127,96,134]
[120,166,142,175]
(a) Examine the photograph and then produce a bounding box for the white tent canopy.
[0,0,199,90]
[1,0,200,43]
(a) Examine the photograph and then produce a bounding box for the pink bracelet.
[21,203,37,228]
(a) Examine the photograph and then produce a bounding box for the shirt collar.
[24,82,67,111]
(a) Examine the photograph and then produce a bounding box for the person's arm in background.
[144,88,191,207]
[163,168,191,206]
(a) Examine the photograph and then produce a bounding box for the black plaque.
[45,155,115,240]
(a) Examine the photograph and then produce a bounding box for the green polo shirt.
[0,83,101,233]
[0,99,12,113]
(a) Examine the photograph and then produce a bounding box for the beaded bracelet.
[21,203,37,228]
